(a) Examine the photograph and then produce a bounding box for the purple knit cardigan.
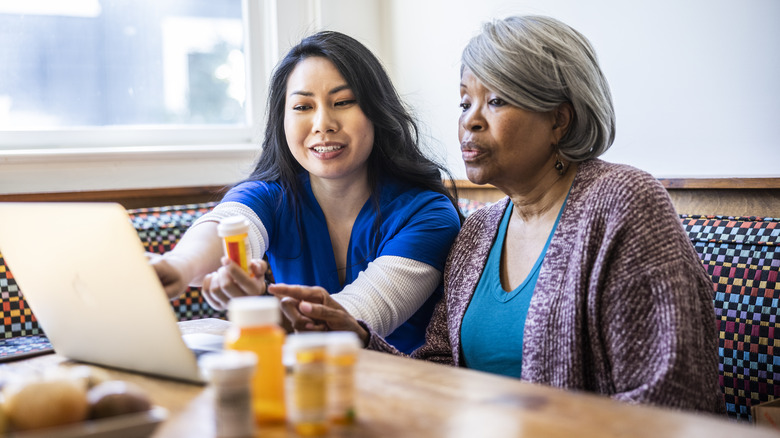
[367,159,723,413]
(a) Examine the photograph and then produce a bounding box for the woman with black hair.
[151,31,462,353]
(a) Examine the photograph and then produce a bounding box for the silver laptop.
[0,202,224,383]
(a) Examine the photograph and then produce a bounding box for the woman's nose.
[461,106,486,132]
[313,107,338,133]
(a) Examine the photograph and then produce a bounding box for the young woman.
[151,31,462,354]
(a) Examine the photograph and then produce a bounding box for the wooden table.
[2,319,773,437]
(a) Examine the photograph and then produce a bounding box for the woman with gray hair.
[270,15,723,413]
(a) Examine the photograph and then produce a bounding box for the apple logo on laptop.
[71,273,99,308]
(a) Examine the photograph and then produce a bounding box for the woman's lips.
[460,141,484,162]
[309,142,346,159]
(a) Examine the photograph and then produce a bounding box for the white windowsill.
[0,144,260,195]
[0,143,259,163]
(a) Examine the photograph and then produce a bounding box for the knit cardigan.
[366,159,724,413]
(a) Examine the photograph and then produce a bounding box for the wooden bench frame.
[1,178,778,217]
[450,178,780,218]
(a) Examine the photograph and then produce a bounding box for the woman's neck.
[309,170,372,286]
[502,163,578,224]
[309,171,372,220]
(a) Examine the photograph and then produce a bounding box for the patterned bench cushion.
[458,198,494,218]
[681,215,780,422]
[0,254,43,339]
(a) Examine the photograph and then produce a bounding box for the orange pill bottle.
[217,216,251,274]
[224,296,286,425]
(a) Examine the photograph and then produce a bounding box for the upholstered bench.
[0,202,225,360]
[680,215,780,422]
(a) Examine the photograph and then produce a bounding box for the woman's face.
[458,67,559,189]
[284,56,374,185]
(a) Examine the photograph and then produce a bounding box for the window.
[0,0,261,149]
[0,0,387,195]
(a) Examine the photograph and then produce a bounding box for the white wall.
[275,0,384,60]
[382,0,780,179]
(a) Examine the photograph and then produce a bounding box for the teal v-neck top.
[460,199,566,378]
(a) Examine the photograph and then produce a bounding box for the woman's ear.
[552,102,573,143]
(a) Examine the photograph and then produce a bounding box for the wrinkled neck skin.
[499,162,579,225]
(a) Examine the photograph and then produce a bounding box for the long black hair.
[245,30,462,222]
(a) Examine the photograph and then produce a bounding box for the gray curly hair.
[461,15,616,161]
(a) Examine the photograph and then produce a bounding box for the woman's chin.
[464,169,490,186]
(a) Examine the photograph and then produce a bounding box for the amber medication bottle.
[217,216,251,274]
[326,331,360,425]
[286,333,329,436]
[224,296,286,425]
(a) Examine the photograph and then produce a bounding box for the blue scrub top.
[222,174,461,353]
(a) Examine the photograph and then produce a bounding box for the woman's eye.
[334,99,356,107]
[459,102,471,112]
[292,104,310,111]
[489,98,507,107]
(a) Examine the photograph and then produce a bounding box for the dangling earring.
[554,159,565,175]
[553,150,566,176]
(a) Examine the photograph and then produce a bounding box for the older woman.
[270,16,722,413]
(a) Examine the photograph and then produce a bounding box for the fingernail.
[299,301,312,314]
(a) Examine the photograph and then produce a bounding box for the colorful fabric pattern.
[458,198,493,218]
[0,254,43,338]
[681,215,780,422]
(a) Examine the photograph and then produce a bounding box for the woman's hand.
[201,257,269,311]
[148,253,192,300]
[268,284,369,346]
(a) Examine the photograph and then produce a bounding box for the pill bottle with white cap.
[326,331,361,425]
[217,216,251,274]
[286,332,329,436]
[224,296,286,425]
[199,350,257,438]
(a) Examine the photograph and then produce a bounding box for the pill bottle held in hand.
[225,296,286,425]
[218,216,251,274]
